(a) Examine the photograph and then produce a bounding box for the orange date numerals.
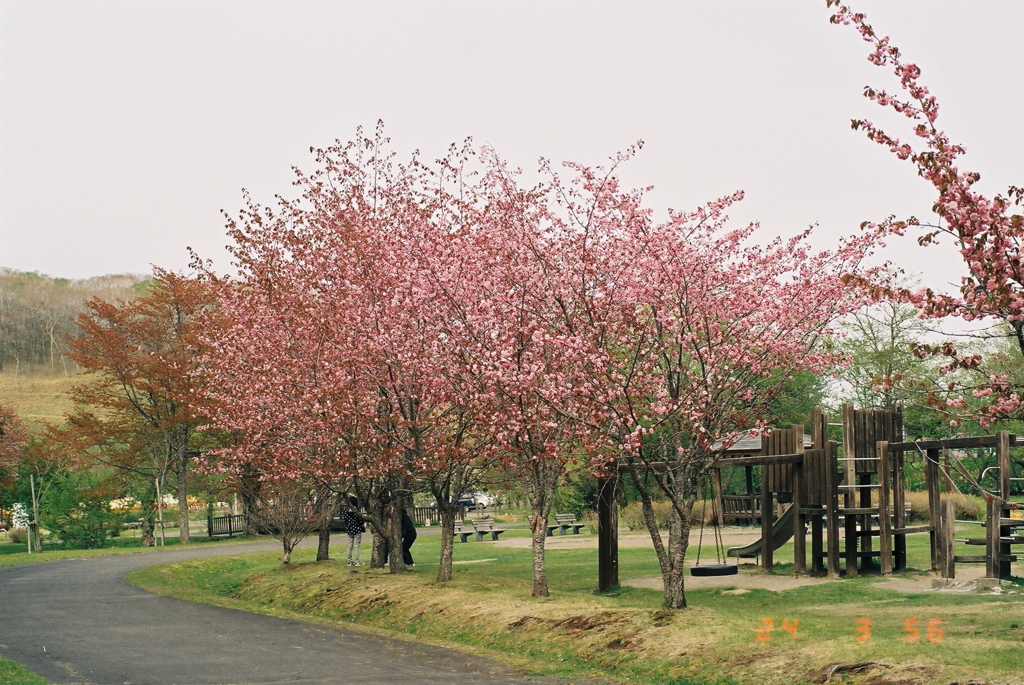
[906,617,944,642]
[856,617,871,642]
[757,618,797,642]
[905,617,920,642]
[757,617,774,642]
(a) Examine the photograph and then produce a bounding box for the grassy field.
[129,528,1024,685]
[0,657,47,685]
[0,367,82,429]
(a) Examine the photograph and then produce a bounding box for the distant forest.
[0,268,149,375]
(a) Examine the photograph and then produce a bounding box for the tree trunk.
[30,475,42,553]
[436,505,456,582]
[661,503,690,609]
[141,518,155,547]
[387,503,406,573]
[240,475,260,536]
[176,455,190,544]
[315,486,333,562]
[523,461,558,597]
[530,512,550,597]
[282,534,294,564]
[140,483,156,547]
[371,533,386,568]
[629,464,692,609]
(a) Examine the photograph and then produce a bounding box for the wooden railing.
[208,514,247,537]
[721,495,761,524]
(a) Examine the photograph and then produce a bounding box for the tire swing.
[690,478,738,577]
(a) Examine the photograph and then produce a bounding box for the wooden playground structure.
[595,404,1023,590]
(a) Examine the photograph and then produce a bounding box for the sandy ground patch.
[493,526,763,550]
[495,526,1019,594]
[497,526,837,592]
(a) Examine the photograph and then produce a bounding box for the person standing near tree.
[341,496,364,566]
[401,507,417,567]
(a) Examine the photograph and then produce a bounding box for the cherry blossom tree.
[198,124,877,603]
[432,153,599,597]
[196,127,496,574]
[498,151,878,608]
[829,1,1024,428]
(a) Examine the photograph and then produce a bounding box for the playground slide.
[726,504,795,558]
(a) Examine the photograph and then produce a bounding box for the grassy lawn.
[129,527,1024,685]
[0,656,47,685]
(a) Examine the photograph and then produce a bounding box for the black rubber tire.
[690,563,738,577]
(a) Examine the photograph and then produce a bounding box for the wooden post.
[878,440,893,575]
[997,431,1011,579]
[811,406,824,449]
[925,448,941,571]
[841,403,856,489]
[811,513,824,575]
[824,441,841,578]
[893,447,906,572]
[597,471,619,591]
[844,502,859,576]
[793,461,805,574]
[986,497,1000,579]
[790,425,805,574]
[761,476,773,572]
[940,497,955,579]
[744,466,756,524]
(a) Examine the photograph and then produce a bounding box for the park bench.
[454,522,476,543]
[546,513,585,536]
[471,517,506,541]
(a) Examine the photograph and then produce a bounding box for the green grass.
[0,656,48,685]
[129,528,1024,685]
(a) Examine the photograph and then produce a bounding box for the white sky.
[1,1,1021,292]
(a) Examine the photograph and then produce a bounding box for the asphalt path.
[0,541,589,685]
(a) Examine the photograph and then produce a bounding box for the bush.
[6,527,28,544]
[943,492,986,520]
[904,491,931,523]
[42,473,125,549]
[904,490,987,522]
[910,490,987,521]
[620,500,714,531]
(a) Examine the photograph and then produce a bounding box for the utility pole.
[30,474,41,553]
[156,475,166,547]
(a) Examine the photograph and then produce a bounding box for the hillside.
[0,368,81,431]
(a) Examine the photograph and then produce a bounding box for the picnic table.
[546,513,585,536]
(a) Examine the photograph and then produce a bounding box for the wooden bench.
[546,513,585,536]
[471,517,506,541]
[453,522,476,543]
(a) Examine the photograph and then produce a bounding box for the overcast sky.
[2,1,1021,292]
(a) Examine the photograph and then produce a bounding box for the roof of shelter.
[712,431,814,456]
